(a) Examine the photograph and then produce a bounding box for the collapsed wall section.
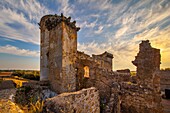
[132,40,161,87]
[130,40,163,113]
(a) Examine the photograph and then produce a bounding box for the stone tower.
[39,13,80,93]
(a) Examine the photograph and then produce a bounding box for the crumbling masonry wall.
[132,40,161,87]
[75,51,114,90]
[101,40,163,113]
[43,87,100,113]
[125,40,163,113]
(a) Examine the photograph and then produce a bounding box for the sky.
[0,0,170,70]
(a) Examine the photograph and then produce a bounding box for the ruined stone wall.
[86,40,163,113]
[77,51,113,72]
[40,14,79,93]
[160,70,170,91]
[43,87,100,113]
[76,52,132,105]
[132,40,161,87]
[92,52,113,72]
[76,51,115,91]
[130,40,163,113]
[119,82,162,113]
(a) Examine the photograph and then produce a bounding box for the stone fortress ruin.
[40,13,113,93]
[39,13,164,113]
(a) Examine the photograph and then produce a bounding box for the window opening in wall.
[84,66,89,78]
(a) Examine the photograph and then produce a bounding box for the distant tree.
[12,70,40,81]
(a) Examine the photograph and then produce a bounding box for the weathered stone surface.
[132,40,161,87]
[120,82,162,113]
[43,87,100,113]
[40,14,79,93]
[129,40,163,113]
[104,83,121,113]
[0,89,17,101]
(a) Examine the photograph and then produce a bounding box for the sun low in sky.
[0,0,169,70]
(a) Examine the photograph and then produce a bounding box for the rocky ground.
[0,88,24,113]
[0,99,23,113]
[0,89,16,101]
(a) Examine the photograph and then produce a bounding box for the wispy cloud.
[115,26,128,38]
[0,0,52,45]
[57,0,74,16]
[0,45,39,57]
[0,8,39,44]
[94,26,104,34]
[0,0,50,22]
[113,0,170,39]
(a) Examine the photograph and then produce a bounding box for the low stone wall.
[43,87,100,113]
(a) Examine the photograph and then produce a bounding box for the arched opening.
[84,66,89,78]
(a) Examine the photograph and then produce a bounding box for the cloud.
[113,0,170,38]
[0,0,50,22]
[77,21,96,29]
[57,0,73,16]
[0,45,39,57]
[115,26,128,38]
[94,26,103,34]
[0,8,39,44]
[0,0,52,45]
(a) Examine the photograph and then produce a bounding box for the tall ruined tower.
[39,14,80,93]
